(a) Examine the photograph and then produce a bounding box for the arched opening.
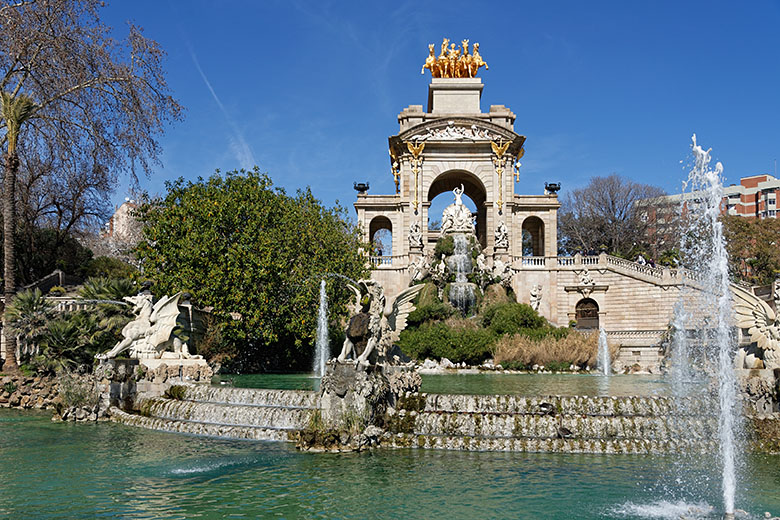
[575,298,599,330]
[521,216,545,257]
[369,216,392,257]
[427,170,487,248]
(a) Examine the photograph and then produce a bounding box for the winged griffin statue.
[732,284,780,369]
[96,292,199,360]
[336,280,424,366]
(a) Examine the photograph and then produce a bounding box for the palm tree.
[1,91,39,371]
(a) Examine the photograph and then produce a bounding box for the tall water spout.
[314,279,329,378]
[673,134,740,516]
[598,326,610,376]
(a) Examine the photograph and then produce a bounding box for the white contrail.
[188,46,257,169]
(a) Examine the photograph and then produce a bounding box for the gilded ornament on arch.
[421,38,488,78]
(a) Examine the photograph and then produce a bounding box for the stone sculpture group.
[336,280,424,366]
[96,292,201,361]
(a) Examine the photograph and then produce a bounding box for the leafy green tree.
[9,227,93,284]
[86,257,137,280]
[135,169,368,370]
[722,215,780,285]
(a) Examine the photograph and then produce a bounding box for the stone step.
[182,384,318,409]
[144,398,311,430]
[383,432,717,454]
[110,408,293,442]
[404,393,712,417]
[390,410,716,441]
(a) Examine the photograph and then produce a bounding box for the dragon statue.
[96,292,199,360]
[336,280,424,366]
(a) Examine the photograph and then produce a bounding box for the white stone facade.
[357,78,689,369]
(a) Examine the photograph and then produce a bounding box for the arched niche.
[427,170,487,248]
[575,298,599,330]
[369,216,392,256]
[521,216,545,257]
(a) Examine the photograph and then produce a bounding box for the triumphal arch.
[355,39,693,372]
[355,39,557,299]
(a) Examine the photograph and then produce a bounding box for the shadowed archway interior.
[427,170,487,247]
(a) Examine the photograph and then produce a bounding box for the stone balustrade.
[504,253,695,288]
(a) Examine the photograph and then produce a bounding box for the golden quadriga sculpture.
[421,38,488,78]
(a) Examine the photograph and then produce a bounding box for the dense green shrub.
[48,286,66,296]
[58,372,98,409]
[407,303,455,327]
[481,303,546,335]
[398,323,494,365]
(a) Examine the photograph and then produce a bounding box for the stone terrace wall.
[0,374,59,410]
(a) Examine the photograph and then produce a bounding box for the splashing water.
[313,279,329,378]
[669,134,741,516]
[598,326,610,376]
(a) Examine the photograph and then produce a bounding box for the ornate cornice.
[390,117,524,155]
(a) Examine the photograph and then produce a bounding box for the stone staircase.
[110,384,317,442]
[383,393,717,454]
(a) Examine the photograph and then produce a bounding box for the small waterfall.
[112,384,318,442]
[314,279,329,378]
[598,326,610,376]
[447,234,476,314]
[387,393,717,453]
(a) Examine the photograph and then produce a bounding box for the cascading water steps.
[383,392,718,454]
[110,383,317,442]
[111,384,720,454]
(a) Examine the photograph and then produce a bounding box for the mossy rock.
[434,235,454,258]
[415,282,441,307]
[481,284,513,309]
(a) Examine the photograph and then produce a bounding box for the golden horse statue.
[469,42,488,77]
[421,38,488,78]
[421,43,439,77]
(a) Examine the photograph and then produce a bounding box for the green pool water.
[1,409,778,519]
[212,372,674,396]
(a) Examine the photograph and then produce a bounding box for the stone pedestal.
[319,362,421,426]
[427,78,483,114]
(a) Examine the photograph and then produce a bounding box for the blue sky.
[104,1,780,215]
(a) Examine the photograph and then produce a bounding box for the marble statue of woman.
[453,184,464,205]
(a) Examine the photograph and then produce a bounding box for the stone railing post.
[599,252,607,267]
[574,253,582,266]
